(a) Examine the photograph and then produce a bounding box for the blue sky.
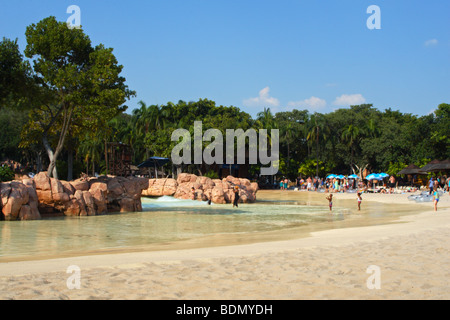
[1,0,449,118]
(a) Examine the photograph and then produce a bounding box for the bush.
[0,165,15,182]
[204,170,219,179]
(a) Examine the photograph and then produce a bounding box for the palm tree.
[257,107,276,131]
[78,134,103,176]
[281,122,294,168]
[133,101,163,159]
[307,114,328,177]
[341,124,361,174]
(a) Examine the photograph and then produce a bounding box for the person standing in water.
[357,193,362,211]
[233,185,240,208]
[326,194,333,211]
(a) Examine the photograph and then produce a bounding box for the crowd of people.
[278,174,450,194]
[277,174,449,212]
[278,176,372,193]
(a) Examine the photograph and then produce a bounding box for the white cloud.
[424,39,438,46]
[333,94,366,106]
[287,96,327,110]
[243,87,280,108]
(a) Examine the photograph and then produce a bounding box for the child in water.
[326,194,333,211]
[357,193,362,211]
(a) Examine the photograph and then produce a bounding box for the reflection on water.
[0,191,421,261]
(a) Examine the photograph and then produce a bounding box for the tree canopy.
[18,16,135,179]
[0,17,448,182]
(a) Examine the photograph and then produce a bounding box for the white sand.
[0,191,449,300]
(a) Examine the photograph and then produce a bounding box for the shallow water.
[0,190,422,262]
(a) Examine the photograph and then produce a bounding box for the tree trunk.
[104,138,108,176]
[316,126,319,177]
[43,134,58,179]
[67,148,73,181]
[35,150,43,173]
[43,105,73,179]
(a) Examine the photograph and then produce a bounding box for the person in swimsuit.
[326,194,333,211]
[357,193,362,211]
[433,190,440,212]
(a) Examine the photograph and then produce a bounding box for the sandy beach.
[0,191,449,300]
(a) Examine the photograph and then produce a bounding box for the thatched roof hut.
[397,164,426,175]
[420,159,441,173]
[425,159,450,172]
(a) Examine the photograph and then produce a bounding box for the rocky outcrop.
[141,174,259,204]
[0,179,41,221]
[1,173,259,221]
[32,173,148,218]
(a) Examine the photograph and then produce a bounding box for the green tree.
[307,113,329,177]
[0,38,34,109]
[341,124,361,173]
[23,16,135,179]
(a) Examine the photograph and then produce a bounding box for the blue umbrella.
[326,174,336,179]
[366,173,380,180]
[348,174,359,179]
[336,175,345,179]
[378,172,389,178]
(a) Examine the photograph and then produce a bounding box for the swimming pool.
[0,191,420,262]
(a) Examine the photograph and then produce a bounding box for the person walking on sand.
[233,185,240,208]
[357,193,362,211]
[433,189,440,212]
[326,194,333,211]
[429,177,434,195]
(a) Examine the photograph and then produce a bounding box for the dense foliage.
[0,18,448,181]
[0,165,15,182]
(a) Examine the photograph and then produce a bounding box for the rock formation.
[0,173,258,221]
[141,173,259,204]
[0,179,41,221]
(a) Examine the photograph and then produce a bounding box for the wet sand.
[0,190,449,300]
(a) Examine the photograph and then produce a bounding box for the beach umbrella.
[336,175,345,179]
[326,174,336,179]
[378,173,389,178]
[348,174,359,179]
[365,173,379,180]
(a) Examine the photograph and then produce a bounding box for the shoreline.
[0,191,449,299]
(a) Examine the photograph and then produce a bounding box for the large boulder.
[142,178,178,197]
[160,174,258,204]
[0,180,40,221]
[32,173,149,217]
